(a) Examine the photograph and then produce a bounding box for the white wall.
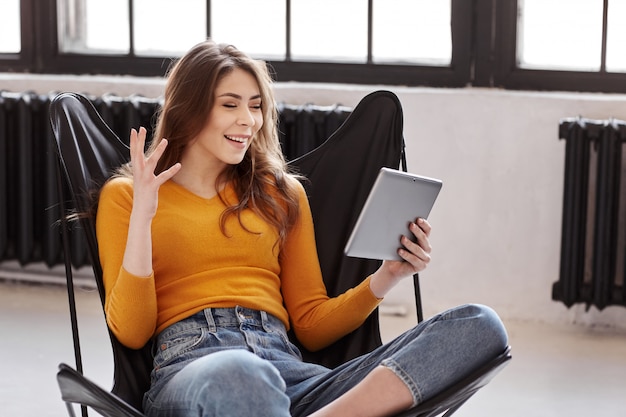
[3,73,626,330]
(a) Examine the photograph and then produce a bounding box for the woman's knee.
[175,350,290,415]
[186,349,285,389]
[448,303,509,355]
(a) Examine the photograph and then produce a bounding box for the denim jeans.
[143,304,508,417]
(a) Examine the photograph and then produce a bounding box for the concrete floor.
[1,278,626,417]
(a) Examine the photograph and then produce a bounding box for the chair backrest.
[289,90,405,367]
[50,92,152,410]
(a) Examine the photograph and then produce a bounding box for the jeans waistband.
[157,306,279,342]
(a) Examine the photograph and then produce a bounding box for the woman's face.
[185,68,263,170]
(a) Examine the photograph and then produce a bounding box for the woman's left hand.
[369,218,432,298]
[390,217,432,276]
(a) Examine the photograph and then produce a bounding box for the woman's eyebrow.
[217,92,262,100]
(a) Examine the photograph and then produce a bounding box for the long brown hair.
[118,39,302,248]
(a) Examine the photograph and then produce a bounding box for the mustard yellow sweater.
[96,177,381,351]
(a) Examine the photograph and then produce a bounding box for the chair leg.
[65,402,77,417]
[55,161,85,376]
[413,273,423,323]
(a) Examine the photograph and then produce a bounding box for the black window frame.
[490,0,624,93]
[2,0,626,94]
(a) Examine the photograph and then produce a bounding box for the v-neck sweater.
[96,177,381,351]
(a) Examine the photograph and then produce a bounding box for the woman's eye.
[223,103,236,108]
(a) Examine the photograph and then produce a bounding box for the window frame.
[490,0,626,93]
[2,0,626,94]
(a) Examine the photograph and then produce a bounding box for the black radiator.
[0,91,350,269]
[553,117,626,310]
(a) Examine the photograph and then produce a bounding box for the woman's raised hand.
[129,127,181,220]
[121,127,181,278]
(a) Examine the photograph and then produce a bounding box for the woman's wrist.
[368,267,401,299]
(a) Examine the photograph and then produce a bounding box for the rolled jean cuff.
[381,358,422,407]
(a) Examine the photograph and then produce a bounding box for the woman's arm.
[279,183,432,351]
[279,184,381,351]
[97,127,181,349]
[97,178,158,348]
[123,127,181,276]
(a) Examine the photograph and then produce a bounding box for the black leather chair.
[50,91,511,417]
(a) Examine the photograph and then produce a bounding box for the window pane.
[291,0,368,62]
[373,0,451,65]
[134,0,206,56]
[606,0,626,72]
[58,0,130,54]
[518,0,603,71]
[0,0,20,53]
[212,0,285,59]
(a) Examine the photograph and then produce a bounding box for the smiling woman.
[180,68,263,182]
[91,38,508,417]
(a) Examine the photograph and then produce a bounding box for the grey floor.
[2,278,626,417]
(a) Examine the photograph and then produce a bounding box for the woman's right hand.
[122,127,181,277]
[129,127,181,220]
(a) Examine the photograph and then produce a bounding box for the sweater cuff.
[357,275,384,305]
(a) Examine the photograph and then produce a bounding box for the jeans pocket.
[154,327,206,369]
[274,326,303,360]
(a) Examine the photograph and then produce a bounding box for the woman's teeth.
[225,135,246,143]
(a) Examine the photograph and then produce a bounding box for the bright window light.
[291,0,368,62]
[134,0,206,56]
[518,0,603,71]
[0,0,21,53]
[211,0,286,60]
[606,0,626,72]
[373,0,451,65]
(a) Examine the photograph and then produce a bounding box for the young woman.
[96,39,508,417]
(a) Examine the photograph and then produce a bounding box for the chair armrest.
[57,363,145,417]
[394,345,512,417]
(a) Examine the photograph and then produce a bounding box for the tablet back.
[344,167,442,261]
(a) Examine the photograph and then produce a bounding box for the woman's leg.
[291,304,508,417]
[144,349,291,417]
[308,366,413,417]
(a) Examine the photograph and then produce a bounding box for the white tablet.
[344,167,442,261]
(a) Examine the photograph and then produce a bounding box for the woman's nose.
[237,108,255,126]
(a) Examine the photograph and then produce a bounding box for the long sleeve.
[96,177,158,349]
[280,184,382,351]
[96,177,382,352]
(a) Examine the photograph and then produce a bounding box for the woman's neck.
[171,163,227,200]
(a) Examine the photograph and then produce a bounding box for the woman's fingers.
[416,218,432,238]
[130,127,149,173]
[400,235,431,263]
[408,219,432,254]
[130,127,175,180]
[396,218,433,269]
[155,162,182,185]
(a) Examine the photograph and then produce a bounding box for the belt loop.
[260,310,271,332]
[235,306,244,324]
[204,308,217,332]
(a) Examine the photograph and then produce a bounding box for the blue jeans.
[143,304,508,417]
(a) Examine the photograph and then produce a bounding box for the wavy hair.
[119,39,302,248]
